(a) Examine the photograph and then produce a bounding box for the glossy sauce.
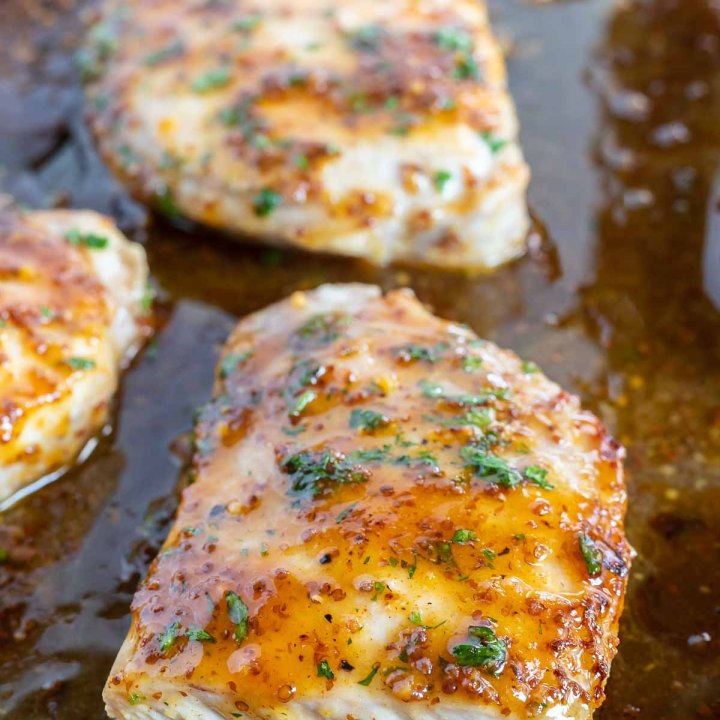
[1,0,720,718]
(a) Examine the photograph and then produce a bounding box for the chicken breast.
[83,0,530,270]
[0,208,149,506]
[105,284,630,720]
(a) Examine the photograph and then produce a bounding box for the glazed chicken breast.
[0,208,149,506]
[83,0,530,270]
[105,284,630,720]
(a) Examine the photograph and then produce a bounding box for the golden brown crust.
[83,0,529,269]
[106,284,630,719]
[0,208,149,503]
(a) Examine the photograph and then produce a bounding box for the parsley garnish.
[66,357,96,370]
[578,533,603,576]
[226,591,249,643]
[158,621,180,652]
[358,663,380,686]
[281,450,368,498]
[524,465,553,490]
[461,445,521,488]
[349,409,390,432]
[65,228,108,249]
[481,132,507,154]
[433,170,452,192]
[317,660,335,680]
[451,625,507,674]
[191,67,230,93]
[252,188,282,217]
[186,625,216,643]
[220,350,253,379]
[452,528,477,544]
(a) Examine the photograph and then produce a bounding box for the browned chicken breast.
[0,208,149,506]
[104,284,630,720]
[83,0,530,270]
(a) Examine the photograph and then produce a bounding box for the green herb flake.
[419,379,445,398]
[481,132,508,155]
[371,581,386,601]
[252,187,282,217]
[349,408,390,432]
[220,350,253,380]
[461,445,521,488]
[129,692,144,705]
[435,27,473,52]
[66,356,96,371]
[451,625,507,674]
[461,355,483,373]
[291,390,316,417]
[226,591,249,643]
[395,343,446,363]
[65,228,109,249]
[232,15,262,33]
[452,528,477,544]
[158,621,180,652]
[358,663,380,686]
[578,533,603,577]
[317,660,335,680]
[191,67,231,93]
[282,450,368,498]
[186,624,216,643]
[433,170,452,192]
[143,40,185,67]
[524,465,553,490]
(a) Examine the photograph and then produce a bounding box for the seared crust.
[105,284,630,720]
[0,209,149,505]
[83,0,530,269]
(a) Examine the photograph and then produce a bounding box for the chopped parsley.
[65,228,108,249]
[349,409,390,432]
[158,621,180,652]
[294,313,350,347]
[66,356,96,370]
[232,14,262,33]
[252,188,282,217]
[346,24,386,51]
[358,663,380,686]
[128,692,144,705]
[451,625,507,674]
[291,390,316,416]
[433,170,452,192]
[578,533,603,577]
[452,528,477,544]
[191,67,231,93]
[461,355,483,373]
[142,40,185,66]
[394,343,446,363]
[434,27,473,52]
[317,660,335,680]
[461,445,521,488]
[156,187,181,217]
[220,350,253,380]
[524,465,553,490]
[350,446,391,463]
[186,624,216,643]
[481,132,507,155]
[226,591,249,643]
[281,450,368,498]
[371,581,386,601]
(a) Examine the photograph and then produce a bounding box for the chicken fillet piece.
[84,0,530,269]
[105,284,630,720]
[0,208,149,505]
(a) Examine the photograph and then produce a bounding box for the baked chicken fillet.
[105,284,630,720]
[83,0,530,270]
[0,208,149,505]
